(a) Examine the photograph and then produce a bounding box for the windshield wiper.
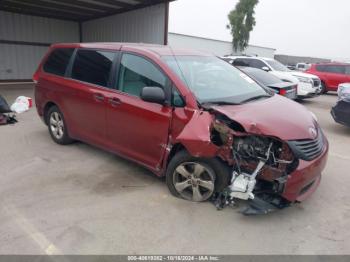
[239,94,272,104]
[201,101,241,107]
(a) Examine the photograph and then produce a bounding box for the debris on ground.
[211,191,290,216]
[0,113,17,125]
[211,189,237,210]
[0,95,18,125]
[10,96,33,114]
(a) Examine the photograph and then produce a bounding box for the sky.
[169,0,350,61]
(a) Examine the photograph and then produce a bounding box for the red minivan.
[306,63,350,93]
[34,43,328,214]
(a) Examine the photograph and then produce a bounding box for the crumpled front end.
[208,114,301,215]
[173,98,328,215]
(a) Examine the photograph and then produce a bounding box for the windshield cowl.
[201,93,273,111]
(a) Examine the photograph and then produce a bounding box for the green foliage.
[228,0,259,52]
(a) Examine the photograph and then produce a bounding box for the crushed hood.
[211,95,317,141]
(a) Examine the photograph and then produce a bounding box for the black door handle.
[109,97,121,107]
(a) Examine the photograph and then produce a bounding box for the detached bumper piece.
[331,101,350,127]
[210,192,290,216]
[240,195,290,216]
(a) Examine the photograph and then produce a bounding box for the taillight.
[279,89,287,96]
[32,70,39,84]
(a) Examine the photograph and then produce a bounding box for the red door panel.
[105,92,172,170]
[60,79,107,145]
[326,73,348,91]
[62,48,116,146]
[103,52,173,170]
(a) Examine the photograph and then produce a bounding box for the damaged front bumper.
[282,140,328,202]
[173,98,329,215]
[211,125,329,215]
[241,140,326,215]
[240,142,328,215]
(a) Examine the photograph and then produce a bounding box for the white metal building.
[168,32,276,59]
[0,0,172,81]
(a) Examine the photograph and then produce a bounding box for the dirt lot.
[0,85,349,255]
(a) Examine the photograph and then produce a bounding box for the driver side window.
[118,53,167,97]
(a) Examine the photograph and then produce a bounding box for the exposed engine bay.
[209,114,297,215]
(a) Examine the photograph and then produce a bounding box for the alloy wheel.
[50,112,64,140]
[173,162,215,202]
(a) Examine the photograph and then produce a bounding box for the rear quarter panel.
[35,74,75,132]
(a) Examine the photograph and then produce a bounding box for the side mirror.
[141,86,166,105]
[262,66,270,72]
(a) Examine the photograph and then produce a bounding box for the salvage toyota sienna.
[33,43,328,215]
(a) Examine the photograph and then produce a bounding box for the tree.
[227,0,259,52]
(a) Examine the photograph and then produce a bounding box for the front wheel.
[166,150,231,202]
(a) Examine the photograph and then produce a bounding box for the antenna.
[169,45,191,89]
[168,45,202,107]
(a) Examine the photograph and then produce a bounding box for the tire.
[321,82,328,94]
[46,105,74,145]
[166,150,231,202]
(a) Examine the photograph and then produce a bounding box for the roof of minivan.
[312,62,350,66]
[50,42,212,57]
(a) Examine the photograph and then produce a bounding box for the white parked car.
[226,56,322,98]
[296,63,311,71]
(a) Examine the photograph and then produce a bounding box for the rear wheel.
[166,150,231,202]
[47,106,74,145]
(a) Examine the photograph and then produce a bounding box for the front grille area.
[287,128,325,161]
[312,78,321,87]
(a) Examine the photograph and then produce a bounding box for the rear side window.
[43,48,74,76]
[345,66,350,75]
[118,53,167,97]
[250,59,267,70]
[233,58,251,67]
[316,65,326,72]
[325,65,345,74]
[71,49,115,87]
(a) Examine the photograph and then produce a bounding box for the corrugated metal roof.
[0,0,174,21]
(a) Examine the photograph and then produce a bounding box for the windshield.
[266,60,290,72]
[162,56,270,104]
